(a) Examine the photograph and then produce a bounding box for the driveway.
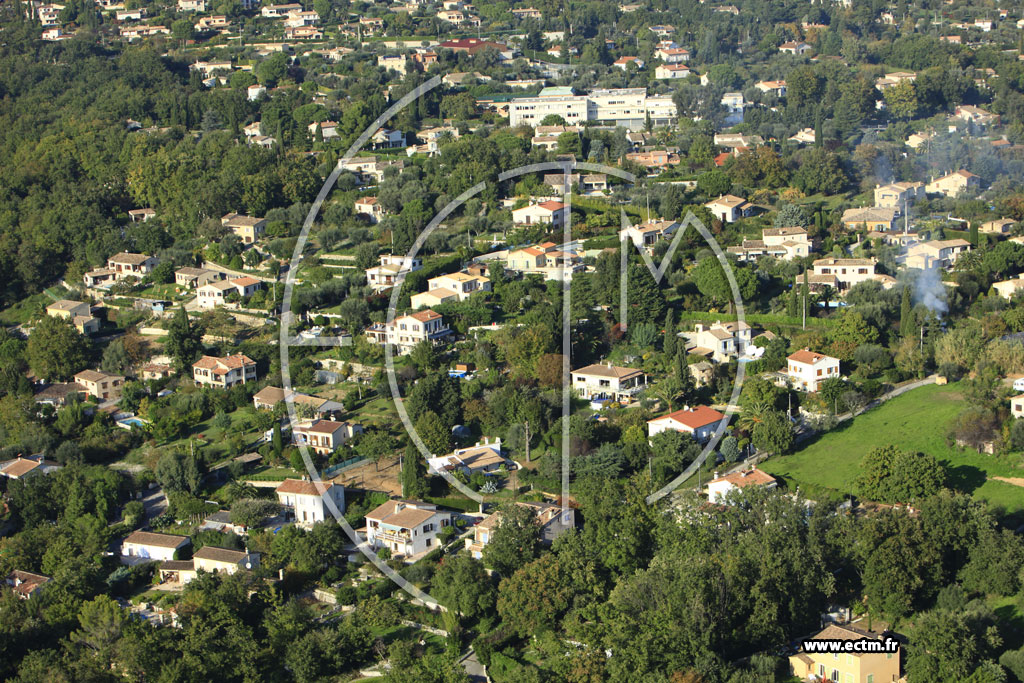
[141,486,168,521]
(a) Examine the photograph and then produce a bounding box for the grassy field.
[761,383,1024,513]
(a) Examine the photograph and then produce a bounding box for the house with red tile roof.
[192,354,257,388]
[707,467,777,503]
[647,405,727,442]
[786,349,840,392]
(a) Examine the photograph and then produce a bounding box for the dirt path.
[333,455,403,496]
[991,477,1024,488]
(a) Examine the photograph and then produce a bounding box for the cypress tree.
[900,285,913,338]
[787,284,798,318]
[663,309,676,359]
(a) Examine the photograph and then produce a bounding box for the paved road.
[460,649,487,682]
[141,486,168,522]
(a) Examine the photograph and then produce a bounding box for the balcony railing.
[374,529,410,543]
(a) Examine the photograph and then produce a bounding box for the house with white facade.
[354,196,385,223]
[46,299,99,335]
[655,64,691,79]
[647,405,726,442]
[807,258,878,291]
[619,219,680,251]
[424,271,491,301]
[684,321,752,362]
[705,195,754,223]
[275,478,346,526]
[107,252,158,280]
[364,310,451,355]
[570,363,646,402]
[512,201,567,228]
[727,226,810,262]
[904,239,971,270]
[192,354,257,388]
[121,531,190,564]
[196,276,262,309]
[427,438,507,476]
[786,349,841,391]
[175,267,222,288]
[993,275,1024,299]
[365,500,451,558]
[365,254,422,292]
[707,467,777,503]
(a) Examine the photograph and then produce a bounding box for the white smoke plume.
[914,266,948,317]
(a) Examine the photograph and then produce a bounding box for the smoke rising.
[914,266,948,317]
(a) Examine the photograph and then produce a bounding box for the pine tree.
[900,285,913,338]
[663,309,676,358]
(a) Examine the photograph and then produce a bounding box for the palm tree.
[649,376,684,412]
[736,399,773,434]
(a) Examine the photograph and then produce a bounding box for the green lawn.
[0,289,63,325]
[761,383,1024,512]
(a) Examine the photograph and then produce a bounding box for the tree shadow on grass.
[995,603,1024,651]
[944,464,987,495]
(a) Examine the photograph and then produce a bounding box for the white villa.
[275,478,346,526]
[684,321,752,362]
[364,310,451,355]
[365,254,423,293]
[786,349,840,392]
[707,467,777,503]
[427,438,507,476]
[121,531,190,564]
[365,500,451,558]
[570,363,647,402]
[647,405,726,442]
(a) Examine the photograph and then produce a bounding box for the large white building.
[275,478,346,526]
[365,254,423,293]
[364,310,451,355]
[365,500,451,558]
[509,87,677,130]
[570,364,647,402]
[786,349,840,392]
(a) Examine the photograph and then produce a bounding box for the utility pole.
[524,420,531,462]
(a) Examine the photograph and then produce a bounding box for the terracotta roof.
[193,354,255,374]
[536,200,566,211]
[649,405,725,430]
[707,194,747,208]
[709,467,776,488]
[6,570,50,596]
[47,299,88,312]
[572,364,644,380]
[813,257,875,267]
[763,226,807,237]
[787,349,836,365]
[366,499,441,529]
[108,252,152,265]
[0,458,43,478]
[193,546,251,564]
[123,530,190,549]
[802,624,884,653]
[75,369,119,383]
[231,276,261,287]
[408,309,442,322]
[301,419,349,434]
[275,478,338,496]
